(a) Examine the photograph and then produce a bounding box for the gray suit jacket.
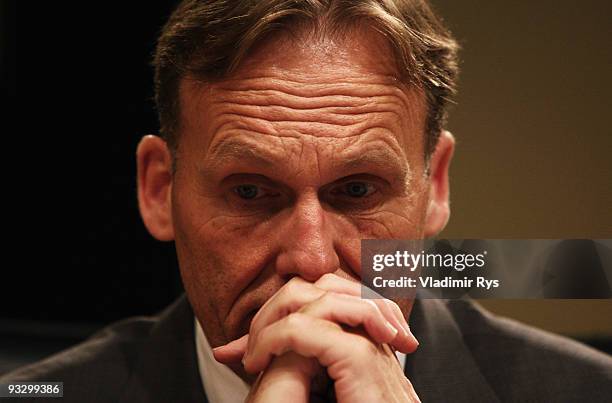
[2,295,611,402]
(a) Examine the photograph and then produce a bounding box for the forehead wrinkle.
[207,86,410,130]
[211,95,405,117]
[206,78,425,150]
[211,76,417,118]
[216,74,406,99]
[205,136,279,170]
[207,97,407,142]
[212,121,403,149]
[208,101,406,133]
[182,73,424,146]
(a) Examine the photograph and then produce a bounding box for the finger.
[252,273,408,342]
[213,334,249,364]
[314,272,363,295]
[243,312,377,374]
[249,274,415,354]
[316,274,418,351]
[245,352,317,403]
[379,299,418,352]
[247,277,325,354]
[215,277,337,363]
[213,276,405,364]
[299,291,399,345]
[225,274,417,366]
[245,314,421,402]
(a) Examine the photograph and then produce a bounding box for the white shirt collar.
[195,316,406,403]
[195,318,250,403]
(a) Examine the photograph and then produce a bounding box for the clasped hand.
[213,273,421,402]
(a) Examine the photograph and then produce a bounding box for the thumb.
[212,334,249,364]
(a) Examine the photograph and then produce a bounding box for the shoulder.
[0,315,157,400]
[445,299,612,400]
[0,296,198,403]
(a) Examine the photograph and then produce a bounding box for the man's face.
[169,29,437,348]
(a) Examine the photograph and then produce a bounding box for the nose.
[275,190,340,282]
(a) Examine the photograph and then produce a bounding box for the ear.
[136,135,175,241]
[424,130,455,237]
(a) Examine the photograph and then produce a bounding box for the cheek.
[172,180,273,317]
[350,190,430,240]
[176,218,265,290]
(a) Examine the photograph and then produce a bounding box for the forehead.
[177,26,427,169]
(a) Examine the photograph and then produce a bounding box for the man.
[2,0,611,402]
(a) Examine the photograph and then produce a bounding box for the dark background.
[2,2,186,371]
[1,1,611,373]
[3,1,182,324]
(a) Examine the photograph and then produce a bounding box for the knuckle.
[284,277,303,293]
[280,280,304,304]
[354,335,377,358]
[363,299,380,318]
[315,272,336,287]
[282,313,307,345]
[284,312,307,329]
[280,277,306,300]
[318,291,337,305]
[284,327,298,348]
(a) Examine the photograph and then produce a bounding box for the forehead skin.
[177,27,428,184]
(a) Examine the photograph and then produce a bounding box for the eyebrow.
[206,138,410,186]
[207,138,276,169]
[339,148,410,186]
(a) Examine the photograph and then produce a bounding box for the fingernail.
[397,322,409,338]
[385,321,399,338]
[406,325,419,346]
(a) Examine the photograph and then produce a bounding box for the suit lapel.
[405,297,500,402]
[118,295,208,403]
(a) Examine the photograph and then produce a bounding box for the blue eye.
[234,184,259,199]
[344,182,373,198]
